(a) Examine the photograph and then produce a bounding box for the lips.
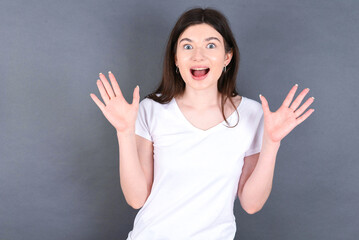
[190,66,210,77]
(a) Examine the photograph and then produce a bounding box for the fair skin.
[174,23,315,214]
[174,23,233,110]
[237,85,314,214]
[174,23,241,131]
[90,23,315,213]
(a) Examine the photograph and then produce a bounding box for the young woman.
[90,7,315,240]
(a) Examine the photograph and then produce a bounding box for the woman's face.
[175,23,233,90]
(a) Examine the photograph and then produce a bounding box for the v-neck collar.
[172,96,246,134]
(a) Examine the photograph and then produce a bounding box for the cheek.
[176,52,191,63]
[208,52,224,63]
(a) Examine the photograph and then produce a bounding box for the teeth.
[192,68,208,70]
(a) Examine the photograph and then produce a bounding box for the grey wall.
[1,0,358,239]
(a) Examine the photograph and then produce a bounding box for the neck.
[176,89,222,110]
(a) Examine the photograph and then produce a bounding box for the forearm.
[241,138,280,213]
[117,131,148,209]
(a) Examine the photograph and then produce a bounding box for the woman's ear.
[225,49,233,66]
[174,55,177,66]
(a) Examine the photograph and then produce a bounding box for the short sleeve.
[135,99,153,142]
[244,109,264,157]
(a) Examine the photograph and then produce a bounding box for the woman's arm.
[238,138,280,214]
[238,84,314,214]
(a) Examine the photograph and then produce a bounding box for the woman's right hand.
[90,71,140,134]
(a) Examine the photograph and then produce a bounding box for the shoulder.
[138,98,152,113]
[241,96,263,117]
[138,94,169,112]
[242,96,261,109]
[139,93,161,107]
[139,97,152,106]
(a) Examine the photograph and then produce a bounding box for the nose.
[191,48,205,61]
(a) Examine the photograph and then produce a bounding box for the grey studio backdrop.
[1,0,358,239]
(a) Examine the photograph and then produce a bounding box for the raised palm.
[90,72,140,133]
[259,84,315,143]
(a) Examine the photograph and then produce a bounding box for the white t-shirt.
[126,94,264,240]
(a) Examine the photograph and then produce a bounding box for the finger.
[290,88,310,111]
[99,72,115,99]
[108,71,124,99]
[294,97,315,118]
[90,93,106,112]
[296,108,315,125]
[97,79,110,105]
[282,84,298,108]
[131,85,140,106]
[259,94,271,116]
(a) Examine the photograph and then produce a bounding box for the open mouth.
[190,68,210,78]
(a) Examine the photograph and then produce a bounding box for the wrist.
[263,136,281,149]
[116,129,135,137]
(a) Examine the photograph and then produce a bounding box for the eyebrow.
[179,37,221,44]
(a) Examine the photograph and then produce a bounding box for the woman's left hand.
[259,84,315,144]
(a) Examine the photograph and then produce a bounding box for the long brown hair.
[145,7,241,127]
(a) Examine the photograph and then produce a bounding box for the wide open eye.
[184,44,192,50]
[207,43,216,49]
